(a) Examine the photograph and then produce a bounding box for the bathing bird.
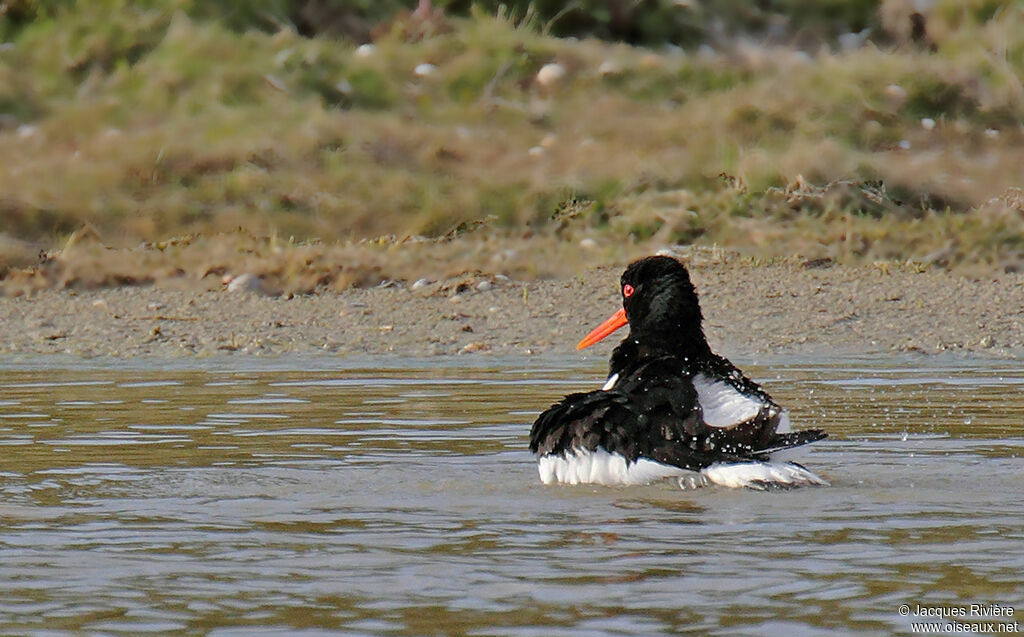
[530,256,828,490]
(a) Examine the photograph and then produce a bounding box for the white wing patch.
[700,461,829,489]
[693,373,763,427]
[601,373,619,391]
[775,411,792,434]
[537,448,685,486]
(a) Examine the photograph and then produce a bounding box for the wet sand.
[1,258,1021,360]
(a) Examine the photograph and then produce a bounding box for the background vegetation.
[1,0,1022,290]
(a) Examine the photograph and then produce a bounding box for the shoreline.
[1,258,1021,361]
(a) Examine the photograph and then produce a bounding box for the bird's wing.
[692,354,831,451]
[529,389,646,461]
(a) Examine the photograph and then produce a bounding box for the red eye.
[623,284,635,298]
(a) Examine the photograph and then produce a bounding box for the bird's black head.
[576,255,710,359]
[619,256,708,356]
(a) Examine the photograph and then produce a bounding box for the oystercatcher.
[530,256,828,490]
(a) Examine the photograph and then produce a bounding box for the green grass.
[1,0,1023,289]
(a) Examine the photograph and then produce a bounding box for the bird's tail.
[757,429,827,456]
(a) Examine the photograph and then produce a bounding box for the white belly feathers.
[537,448,685,486]
[537,450,827,488]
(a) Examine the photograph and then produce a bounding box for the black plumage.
[529,255,827,484]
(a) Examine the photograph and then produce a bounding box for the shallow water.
[0,355,1021,635]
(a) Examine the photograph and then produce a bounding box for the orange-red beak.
[576,308,628,350]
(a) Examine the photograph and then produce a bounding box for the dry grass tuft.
[0,228,626,297]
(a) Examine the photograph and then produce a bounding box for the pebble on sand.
[536,63,566,88]
[883,84,907,107]
[598,60,622,76]
[226,273,262,294]
[414,63,437,77]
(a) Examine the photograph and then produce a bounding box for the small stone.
[414,63,437,77]
[411,278,432,291]
[226,273,261,293]
[536,63,565,88]
[883,84,907,105]
[920,118,936,131]
[579,238,598,250]
[898,139,911,150]
[355,43,375,58]
[598,59,622,76]
[528,146,545,158]
[460,342,490,354]
[984,128,1000,139]
[838,29,870,52]
[476,280,493,292]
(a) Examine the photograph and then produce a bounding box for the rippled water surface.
[0,355,1021,635]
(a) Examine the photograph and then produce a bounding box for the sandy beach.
[2,255,1021,360]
